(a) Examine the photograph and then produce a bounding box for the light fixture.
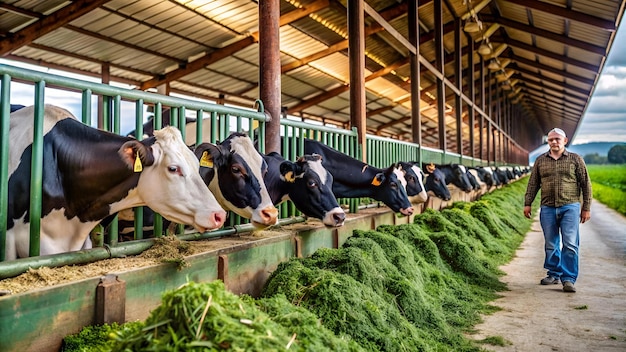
[464,17,481,33]
[478,41,492,56]
[487,59,501,70]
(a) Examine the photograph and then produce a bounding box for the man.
[524,127,592,293]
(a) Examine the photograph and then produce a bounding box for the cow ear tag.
[426,163,436,173]
[371,176,382,186]
[284,171,296,183]
[133,155,143,172]
[200,151,213,168]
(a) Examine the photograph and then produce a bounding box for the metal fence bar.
[0,74,10,261]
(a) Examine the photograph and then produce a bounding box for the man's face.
[547,131,567,152]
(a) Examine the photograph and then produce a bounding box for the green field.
[587,164,626,216]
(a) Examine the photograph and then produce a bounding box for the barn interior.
[2,0,624,162]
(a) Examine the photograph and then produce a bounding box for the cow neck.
[262,153,289,204]
[49,119,144,221]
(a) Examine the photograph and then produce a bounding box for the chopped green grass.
[65,179,535,351]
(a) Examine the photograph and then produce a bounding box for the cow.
[193,133,278,227]
[423,163,473,193]
[5,104,227,260]
[493,166,510,185]
[302,139,414,216]
[421,163,452,201]
[469,166,495,189]
[397,162,428,204]
[263,152,345,227]
[466,169,481,191]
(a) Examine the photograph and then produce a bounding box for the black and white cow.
[397,162,428,204]
[264,152,345,227]
[421,163,452,201]
[423,163,473,193]
[302,139,414,216]
[469,166,495,189]
[493,166,510,185]
[5,105,227,260]
[194,133,278,228]
[466,169,481,191]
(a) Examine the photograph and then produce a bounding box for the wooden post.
[259,0,281,154]
[348,0,366,161]
[96,274,125,325]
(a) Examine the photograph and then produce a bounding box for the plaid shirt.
[524,150,592,211]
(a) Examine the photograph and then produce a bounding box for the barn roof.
[1,0,624,153]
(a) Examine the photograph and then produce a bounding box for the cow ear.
[119,140,155,172]
[194,143,224,168]
[371,172,385,186]
[279,161,301,183]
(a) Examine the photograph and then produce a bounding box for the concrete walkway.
[470,201,626,351]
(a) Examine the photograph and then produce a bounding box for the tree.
[607,144,626,164]
[583,153,607,164]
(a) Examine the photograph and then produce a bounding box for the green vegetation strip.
[587,164,626,216]
[63,180,534,351]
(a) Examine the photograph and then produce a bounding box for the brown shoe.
[563,281,576,292]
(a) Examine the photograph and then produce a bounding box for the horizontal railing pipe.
[0,216,306,279]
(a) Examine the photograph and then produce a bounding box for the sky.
[1,16,625,148]
[569,19,626,145]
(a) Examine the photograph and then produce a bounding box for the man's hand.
[580,210,591,223]
[523,205,532,219]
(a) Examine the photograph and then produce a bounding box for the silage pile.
[63,179,533,351]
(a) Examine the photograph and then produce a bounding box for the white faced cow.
[194,133,279,228]
[397,162,428,204]
[5,104,227,260]
[263,152,345,227]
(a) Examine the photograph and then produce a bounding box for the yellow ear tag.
[200,151,213,168]
[426,163,436,173]
[284,171,295,183]
[371,177,382,186]
[133,155,143,172]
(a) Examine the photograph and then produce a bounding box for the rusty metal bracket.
[96,274,126,325]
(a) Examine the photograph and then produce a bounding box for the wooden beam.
[482,14,607,55]
[139,0,330,90]
[0,0,110,56]
[504,53,596,86]
[512,65,591,97]
[493,37,600,73]
[504,0,616,31]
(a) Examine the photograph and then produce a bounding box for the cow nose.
[260,206,279,225]
[401,207,414,216]
[334,212,346,225]
[212,210,227,228]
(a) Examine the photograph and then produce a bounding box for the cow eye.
[168,165,180,174]
[390,182,398,189]
[308,180,317,188]
[231,166,241,174]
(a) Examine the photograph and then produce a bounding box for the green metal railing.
[0,64,269,263]
[0,63,491,272]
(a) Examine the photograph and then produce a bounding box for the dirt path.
[470,201,626,351]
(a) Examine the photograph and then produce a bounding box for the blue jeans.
[539,203,580,283]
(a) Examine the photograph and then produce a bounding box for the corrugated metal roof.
[1,0,624,153]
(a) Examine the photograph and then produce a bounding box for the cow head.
[398,162,428,204]
[120,126,227,232]
[280,154,345,227]
[194,133,278,228]
[450,164,473,192]
[370,164,414,216]
[422,166,451,201]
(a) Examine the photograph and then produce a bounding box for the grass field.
[587,164,626,216]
